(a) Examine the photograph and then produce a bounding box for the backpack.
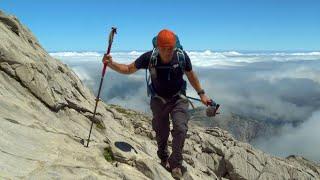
[146,35,187,97]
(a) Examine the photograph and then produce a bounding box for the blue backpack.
[146,35,187,97]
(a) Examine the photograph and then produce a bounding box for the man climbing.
[103,29,212,179]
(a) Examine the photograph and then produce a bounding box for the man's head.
[157,29,176,63]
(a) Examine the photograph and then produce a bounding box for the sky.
[1,0,319,52]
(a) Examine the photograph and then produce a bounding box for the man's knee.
[152,118,158,132]
[172,118,188,136]
[152,117,170,134]
[171,108,189,135]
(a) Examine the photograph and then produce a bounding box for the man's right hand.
[102,54,113,65]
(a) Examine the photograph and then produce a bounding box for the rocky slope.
[0,10,319,180]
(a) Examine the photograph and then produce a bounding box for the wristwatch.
[197,89,205,96]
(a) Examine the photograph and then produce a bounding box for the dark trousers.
[150,96,190,169]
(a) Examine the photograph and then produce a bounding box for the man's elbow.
[186,70,195,79]
[126,63,138,74]
[124,68,133,74]
[121,67,132,74]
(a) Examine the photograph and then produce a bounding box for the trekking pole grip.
[102,27,117,76]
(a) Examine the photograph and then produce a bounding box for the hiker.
[102,29,212,178]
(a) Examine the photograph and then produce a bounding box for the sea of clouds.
[51,50,320,162]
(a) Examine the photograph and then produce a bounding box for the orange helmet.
[157,29,176,48]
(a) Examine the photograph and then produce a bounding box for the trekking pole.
[186,95,220,117]
[185,95,202,102]
[85,27,117,147]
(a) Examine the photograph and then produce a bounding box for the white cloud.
[52,50,320,162]
[51,50,320,68]
[254,110,320,162]
[50,51,101,57]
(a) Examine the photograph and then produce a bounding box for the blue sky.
[1,0,319,51]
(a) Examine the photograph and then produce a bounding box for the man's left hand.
[200,94,212,106]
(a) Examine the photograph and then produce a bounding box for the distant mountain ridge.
[188,107,298,143]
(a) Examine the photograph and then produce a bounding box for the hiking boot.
[160,159,170,171]
[171,167,183,179]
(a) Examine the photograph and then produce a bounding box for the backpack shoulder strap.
[149,48,159,68]
[145,49,159,96]
[176,48,186,73]
[146,49,158,82]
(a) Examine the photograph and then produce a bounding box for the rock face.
[0,10,319,180]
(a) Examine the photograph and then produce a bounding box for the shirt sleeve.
[184,51,192,72]
[134,51,152,69]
